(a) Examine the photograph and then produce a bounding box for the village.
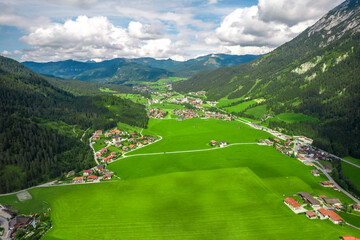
[0,202,51,239]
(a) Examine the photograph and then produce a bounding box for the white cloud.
[208,0,218,5]
[258,0,343,26]
[211,0,344,55]
[39,0,98,8]
[128,21,163,40]
[18,15,182,61]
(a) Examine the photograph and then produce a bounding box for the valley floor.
[1,118,360,239]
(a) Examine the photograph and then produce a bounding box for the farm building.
[305,210,317,219]
[87,175,98,181]
[319,181,334,187]
[310,170,320,177]
[9,216,34,231]
[72,177,85,183]
[299,192,320,207]
[83,169,93,176]
[352,204,360,212]
[323,197,342,206]
[284,197,301,211]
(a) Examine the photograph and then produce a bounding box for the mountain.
[22,54,260,81]
[0,56,148,193]
[174,0,360,158]
[73,61,173,84]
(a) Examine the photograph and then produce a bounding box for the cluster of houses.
[284,192,347,224]
[172,109,200,119]
[0,205,51,239]
[204,111,232,121]
[259,138,293,156]
[92,129,157,163]
[297,144,333,161]
[170,96,204,109]
[72,164,114,184]
[188,91,206,96]
[147,108,167,119]
[210,140,228,147]
[294,135,313,144]
[148,98,163,105]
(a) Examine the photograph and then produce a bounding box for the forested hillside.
[174,0,360,158]
[0,56,148,193]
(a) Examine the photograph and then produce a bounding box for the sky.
[0,0,344,62]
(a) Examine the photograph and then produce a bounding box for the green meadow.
[245,105,268,118]
[1,118,359,239]
[223,100,256,113]
[341,161,360,190]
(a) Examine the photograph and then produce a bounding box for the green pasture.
[245,105,268,119]
[1,118,359,239]
[125,118,271,154]
[215,97,243,108]
[115,93,148,104]
[223,100,256,113]
[341,161,360,191]
[99,87,117,93]
[343,156,360,165]
[147,103,185,112]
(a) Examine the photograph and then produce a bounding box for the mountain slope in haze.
[73,62,172,84]
[0,56,148,193]
[22,54,260,81]
[174,0,360,158]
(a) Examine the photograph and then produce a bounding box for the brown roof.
[284,197,301,208]
[73,177,85,181]
[353,204,360,209]
[87,175,98,179]
[323,197,341,205]
[299,192,320,206]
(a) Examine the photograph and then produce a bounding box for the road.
[89,135,99,165]
[0,215,10,240]
[0,181,57,197]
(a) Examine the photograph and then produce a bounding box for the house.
[110,152,117,156]
[327,210,344,224]
[143,140,148,144]
[310,170,320,177]
[305,210,317,219]
[129,144,135,149]
[324,165,332,172]
[274,138,281,143]
[122,146,129,151]
[105,132,111,137]
[83,169,93,176]
[219,141,227,147]
[323,197,342,206]
[101,148,108,153]
[87,175,98,181]
[210,140,218,146]
[103,172,114,180]
[129,138,136,143]
[352,204,360,212]
[95,130,102,135]
[265,139,273,146]
[319,181,334,187]
[341,236,360,240]
[96,164,104,171]
[131,132,138,136]
[317,208,329,218]
[115,142,122,147]
[284,197,301,211]
[101,158,107,163]
[299,192,321,207]
[9,216,33,230]
[72,177,85,183]
[318,195,327,199]
[96,153,102,157]
[93,135,100,140]
[67,170,75,177]
[137,142,143,147]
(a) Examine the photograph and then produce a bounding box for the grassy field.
[126,118,271,154]
[99,87,117,93]
[268,113,318,123]
[341,161,360,191]
[115,93,148,104]
[223,100,256,113]
[344,156,360,165]
[215,97,244,108]
[245,105,268,119]
[1,118,359,239]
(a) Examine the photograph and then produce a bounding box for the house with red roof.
[353,204,360,212]
[95,130,102,135]
[101,148,108,153]
[129,144,135,149]
[327,210,344,224]
[110,152,117,156]
[341,236,360,240]
[87,175,98,181]
[143,140,148,144]
[93,135,100,140]
[305,210,317,219]
[284,197,301,211]
[317,208,329,219]
[83,169,93,176]
[122,146,129,151]
[72,177,85,183]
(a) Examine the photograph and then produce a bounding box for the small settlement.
[283,192,346,225]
